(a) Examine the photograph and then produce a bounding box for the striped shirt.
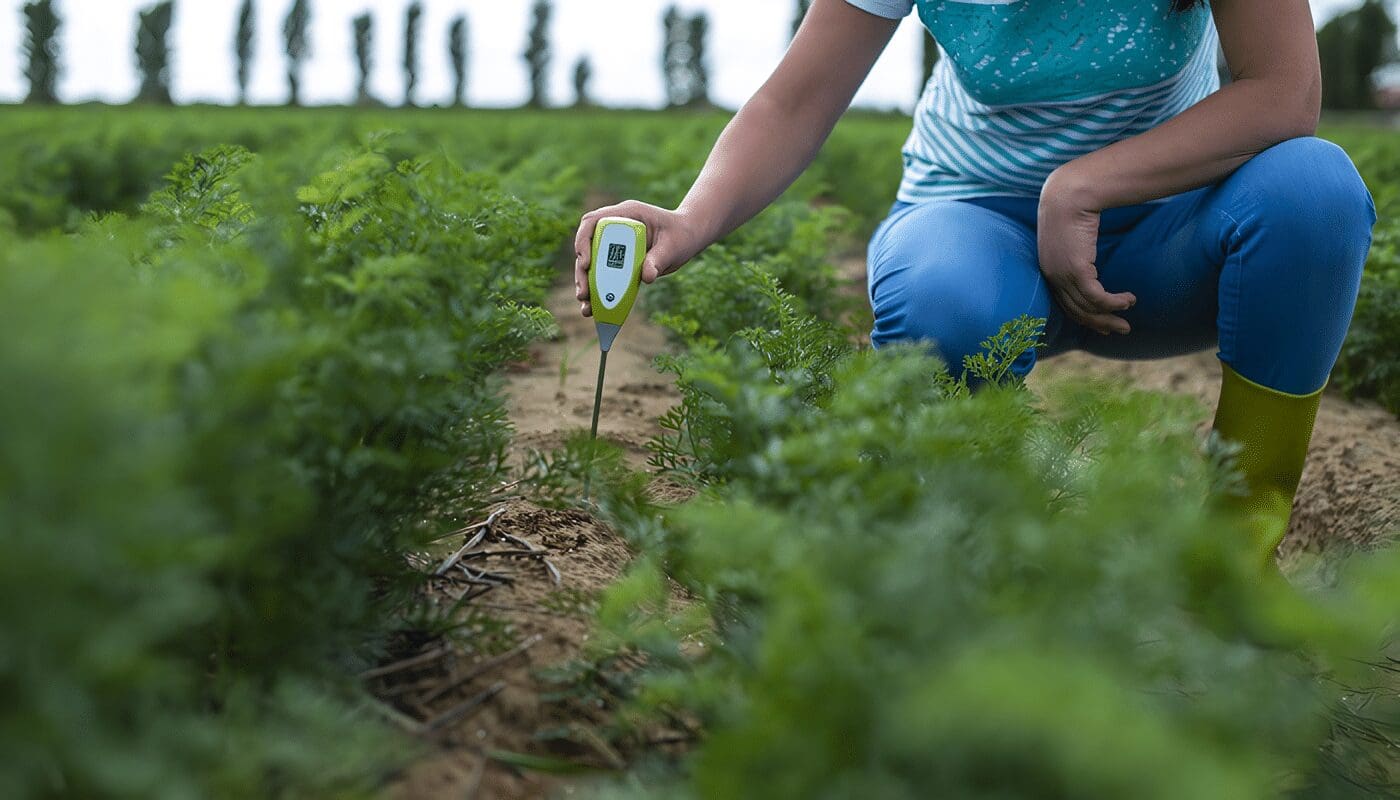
[845,0,1221,202]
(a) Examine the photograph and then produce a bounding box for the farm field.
[2,107,1399,799]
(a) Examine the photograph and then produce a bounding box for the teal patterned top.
[845,0,1220,201]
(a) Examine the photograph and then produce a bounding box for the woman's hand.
[1038,168,1136,335]
[573,200,710,318]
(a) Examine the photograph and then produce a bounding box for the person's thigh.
[1076,189,1223,361]
[1085,137,1375,394]
[867,198,1050,378]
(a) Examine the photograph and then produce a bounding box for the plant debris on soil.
[380,499,642,799]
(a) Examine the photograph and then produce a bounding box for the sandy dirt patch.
[386,282,681,799]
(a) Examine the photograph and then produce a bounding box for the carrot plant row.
[0,108,1395,798]
[578,151,1400,798]
[0,134,569,797]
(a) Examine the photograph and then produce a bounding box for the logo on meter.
[606,243,627,270]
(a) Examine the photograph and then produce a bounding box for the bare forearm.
[1051,0,1320,211]
[572,0,896,314]
[1051,75,1320,210]
[679,91,839,243]
[671,0,897,244]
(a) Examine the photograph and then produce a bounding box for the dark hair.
[1170,0,1203,10]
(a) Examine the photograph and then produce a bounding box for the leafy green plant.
[599,339,1400,799]
[0,137,568,797]
[584,162,1400,797]
[1337,266,1400,413]
[0,106,1395,800]
[1326,126,1400,415]
[648,202,854,344]
[142,144,257,239]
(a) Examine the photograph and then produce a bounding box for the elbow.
[1235,72,1321,144]
[1275,109,1319,144]
[751,81,825,127]
[1273,73,1322,141]
[746,87,794,121]
[1289,77,1322,138]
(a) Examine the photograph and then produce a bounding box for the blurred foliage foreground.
[0,108,1396,798]
[1,134,567,796]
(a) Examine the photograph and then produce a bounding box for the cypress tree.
[282,0,309,106]
[353,13,375,106]
[403,2,422,107]
[448,15,469,107]
[235,0,254,105]
[134,1,174,105]
[22,0,61,105]
[523,0,552,108]
[659,8,711,109]
[686,13,710,108]
[662,6,680,108]
[573,56,593,107]
[662,6,695,108]
[1318,0,1397,109]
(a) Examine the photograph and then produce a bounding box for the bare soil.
[382,501,639,800]
[386,284,681,799]
[506,284,678,467]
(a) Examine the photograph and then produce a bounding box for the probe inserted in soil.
[584,217,647,501]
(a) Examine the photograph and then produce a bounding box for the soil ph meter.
[584,217,646,499]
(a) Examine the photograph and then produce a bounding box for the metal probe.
[583,350,608,501]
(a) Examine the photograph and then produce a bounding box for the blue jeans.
[866,137,1377,395]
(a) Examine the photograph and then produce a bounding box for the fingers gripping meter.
[589,217,646,352]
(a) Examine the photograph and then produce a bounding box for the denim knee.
[866,201,1045,377]
[1215,136,1376,393]
[870,260,1007,363]
[1231,137,1376,249]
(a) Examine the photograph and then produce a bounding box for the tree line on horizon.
[21,0,475,108]
[16,0,713,109]
[16,0,1400,110]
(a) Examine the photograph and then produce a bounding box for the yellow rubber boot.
[1212,363,1323,565]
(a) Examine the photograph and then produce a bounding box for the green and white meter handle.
[589,217,647,351]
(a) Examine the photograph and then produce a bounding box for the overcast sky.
[0,0,1373,111]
